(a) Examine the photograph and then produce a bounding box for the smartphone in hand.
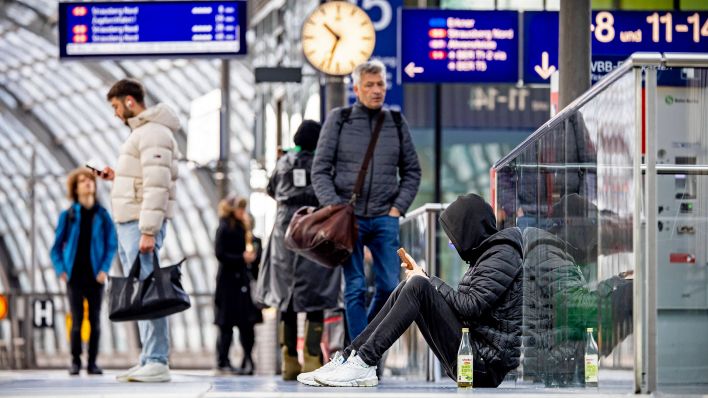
[85,159,105,177]
[397,248,415,270]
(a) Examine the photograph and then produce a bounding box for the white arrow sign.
[404,62,424,78]
[534,51,557,80]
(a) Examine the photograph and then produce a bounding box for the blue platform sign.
[58,1,247,59]
[347,0,403,112]
[524,11,708,84]
[399,9,519,84]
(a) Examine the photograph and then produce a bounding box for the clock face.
[301,2,375,76]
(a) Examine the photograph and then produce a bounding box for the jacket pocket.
[134,178,143,202]
[113,176,136,201]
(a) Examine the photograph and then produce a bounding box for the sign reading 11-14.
[525,11,708,84]
[399,9,518,84]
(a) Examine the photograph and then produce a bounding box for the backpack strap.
[390,110,404,167]
[390,110,403,142]
[337,106,353,137]
[334,106,353,165]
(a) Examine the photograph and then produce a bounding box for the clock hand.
[323,23,340,40]
[326,37,340,70]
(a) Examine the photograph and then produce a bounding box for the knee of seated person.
[405,275,430,292]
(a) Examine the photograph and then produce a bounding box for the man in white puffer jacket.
[96,79,179,383]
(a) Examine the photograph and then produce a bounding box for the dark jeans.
[217,324,255,367]
[343,215,401,340]
[345,276,501,386]
[67,283,103,366]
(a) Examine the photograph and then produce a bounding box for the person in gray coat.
[311,60,421,341]
[258,120,341,380]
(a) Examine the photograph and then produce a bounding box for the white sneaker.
[314,354,378,387]
[116,364,142,382]
[297,351,347,386]
[127,362,171,382]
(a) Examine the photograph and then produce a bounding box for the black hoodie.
[431,193,524,386]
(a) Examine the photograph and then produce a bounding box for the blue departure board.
[58,1,247,59]
[524,11,708,84]
[399,9,519,83]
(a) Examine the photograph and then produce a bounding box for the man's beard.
[122,108,135,126]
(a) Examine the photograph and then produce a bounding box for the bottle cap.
[462,327,469,332]
[587,327,594,332]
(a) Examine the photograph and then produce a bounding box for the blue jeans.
[115,221,169,365]
[344,215,401,340]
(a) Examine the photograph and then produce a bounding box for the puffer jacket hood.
[128,103,180,132]
[440,193,498,263]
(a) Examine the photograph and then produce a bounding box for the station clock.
[301,1,375,76]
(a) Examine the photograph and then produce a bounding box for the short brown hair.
[106,78,145,104]
[66,168,96,202]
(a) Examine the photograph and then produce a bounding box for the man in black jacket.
[298,194,523,387]
[312,60,421,341]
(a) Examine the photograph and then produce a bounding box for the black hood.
[439,193,498,263]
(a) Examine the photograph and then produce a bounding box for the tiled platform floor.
[0,369,705,397]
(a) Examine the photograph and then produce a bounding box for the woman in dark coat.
[214,196,261,375]
[256,120,341,380]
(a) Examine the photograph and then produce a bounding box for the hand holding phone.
[86,159,115,181]
[398,248,415,270]
[86,159,105,177]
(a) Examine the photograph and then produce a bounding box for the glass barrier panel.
[654,66,708,388]
[507,70,636,390]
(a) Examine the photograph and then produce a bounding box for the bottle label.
[585,354,599,383]
[457,355,473,383]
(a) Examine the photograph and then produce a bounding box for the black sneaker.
[69,363,80,376]
[216,364,239,375]
[87,364,103,375]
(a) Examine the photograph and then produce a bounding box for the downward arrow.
[534,51,557,80]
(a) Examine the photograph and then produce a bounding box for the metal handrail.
[493,52,708,169]
[399,203,446,224]
[498,163,708,175]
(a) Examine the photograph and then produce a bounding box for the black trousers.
[346,276,501,386]
[67,283,103,366]
[281,305,324,356]
[217,324,255,367]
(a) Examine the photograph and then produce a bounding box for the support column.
[217,59,231,200]
[559,0,591,108]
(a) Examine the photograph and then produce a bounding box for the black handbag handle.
[129,254,188,279]
[128,251,163,279]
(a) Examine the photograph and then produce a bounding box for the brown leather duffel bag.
[284,112,386,268]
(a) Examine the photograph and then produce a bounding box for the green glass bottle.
[457,328,473,388]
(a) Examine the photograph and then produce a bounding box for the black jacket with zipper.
[431,194,524,382]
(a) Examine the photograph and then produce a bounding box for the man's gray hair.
[352,60,387,87]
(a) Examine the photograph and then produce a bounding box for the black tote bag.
[108,253,190,322]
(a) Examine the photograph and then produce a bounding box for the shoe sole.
[127,375,171,382]
[314,376,378,387]
[116,366,142,382]
[297,376,322,387]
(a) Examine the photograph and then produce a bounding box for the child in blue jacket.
[50,168,117,375]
